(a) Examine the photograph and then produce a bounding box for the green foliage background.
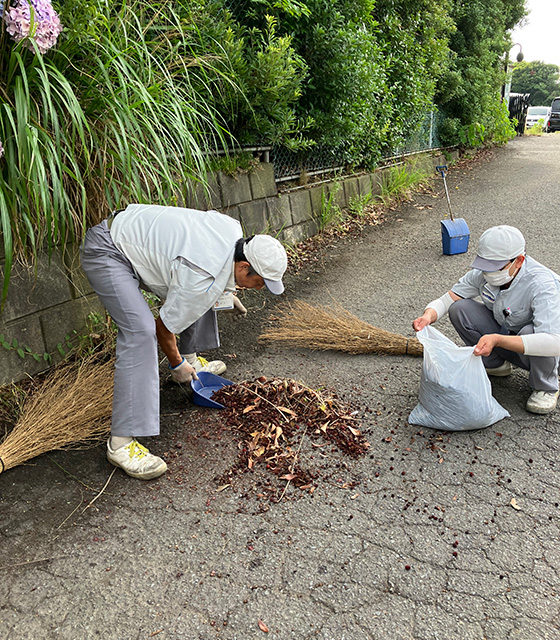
[511,61,560,106]
[0,0,526,296]
[435,0,527,146]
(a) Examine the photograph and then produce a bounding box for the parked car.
[548,97,560,132]
[525,106,551,130]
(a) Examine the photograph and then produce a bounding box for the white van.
[525,106,551,130]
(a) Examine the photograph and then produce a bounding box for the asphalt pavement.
[1,134,560,640]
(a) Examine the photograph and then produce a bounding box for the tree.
[511,61,560,105]
[435,0,527,145]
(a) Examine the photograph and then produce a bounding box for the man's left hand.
[225,295,247,319]
[474,334,501,357]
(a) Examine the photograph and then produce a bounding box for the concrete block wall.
[0,247,103,385]
[0,149,458,384]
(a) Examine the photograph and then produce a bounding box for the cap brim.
[470,256,511,272]
[264,278,284,295]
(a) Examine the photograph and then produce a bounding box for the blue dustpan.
[190,371,234,409]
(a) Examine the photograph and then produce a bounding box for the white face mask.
[483,263,514,287]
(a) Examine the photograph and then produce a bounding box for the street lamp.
[502,43,524,101]
[510,43,524,63]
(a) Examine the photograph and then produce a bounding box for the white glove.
[169,357,198,383]
[226,295,247,319]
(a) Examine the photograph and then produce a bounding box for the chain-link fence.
[270,109,447,183]
[389,110,445,157]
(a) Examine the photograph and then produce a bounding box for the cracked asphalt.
[1,134,560,640]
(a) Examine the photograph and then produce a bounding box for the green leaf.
[16,348,25,358]
[11,339,18,348]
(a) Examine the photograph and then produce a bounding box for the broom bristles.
[0,355,114,474]
[259,300,423,356]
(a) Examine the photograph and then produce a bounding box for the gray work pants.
[80,220,219,437]
[449,298,559,392]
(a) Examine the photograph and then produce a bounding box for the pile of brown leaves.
[213,376,369,493]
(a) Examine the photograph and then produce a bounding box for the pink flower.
[3,0,62,54]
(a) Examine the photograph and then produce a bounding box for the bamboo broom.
[259,300,423,356]
[0,355,114,474]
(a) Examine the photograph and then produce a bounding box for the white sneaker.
[526,390,559,415]
[485,362,513,377]
[186,355,227,376]
[106,439,167,480]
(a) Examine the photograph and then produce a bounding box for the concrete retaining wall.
[0,149,458,384]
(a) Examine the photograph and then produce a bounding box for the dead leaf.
[351,493,360,500]
[510,498,521,511]
[277,406,297,416]
[258,620,269,633]
[216,484,231,492]
[348,427,361,437]
[243,405,257,414]
[280,473,297,481]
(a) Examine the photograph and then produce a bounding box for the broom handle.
[436,165,455,222]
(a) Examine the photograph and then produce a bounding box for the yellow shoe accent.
[107,438,167,480]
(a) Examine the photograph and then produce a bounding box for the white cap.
[244,235,287,294]
[470,225,526,272]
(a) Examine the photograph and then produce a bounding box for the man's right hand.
[169,357,198,383]
[412,309,437,332]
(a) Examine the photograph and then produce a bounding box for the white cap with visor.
[470,225,525,272]
[244,235,288,294]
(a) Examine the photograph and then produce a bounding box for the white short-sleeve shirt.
[110,204,242,334]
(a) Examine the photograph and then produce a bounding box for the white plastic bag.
[408,325,510,431]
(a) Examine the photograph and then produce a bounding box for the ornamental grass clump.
[259,300,423,356]
[0,0,237,303]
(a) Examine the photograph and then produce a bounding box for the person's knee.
[448,298,470,324]
[119,316,157,347]
[138,320,157,343]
